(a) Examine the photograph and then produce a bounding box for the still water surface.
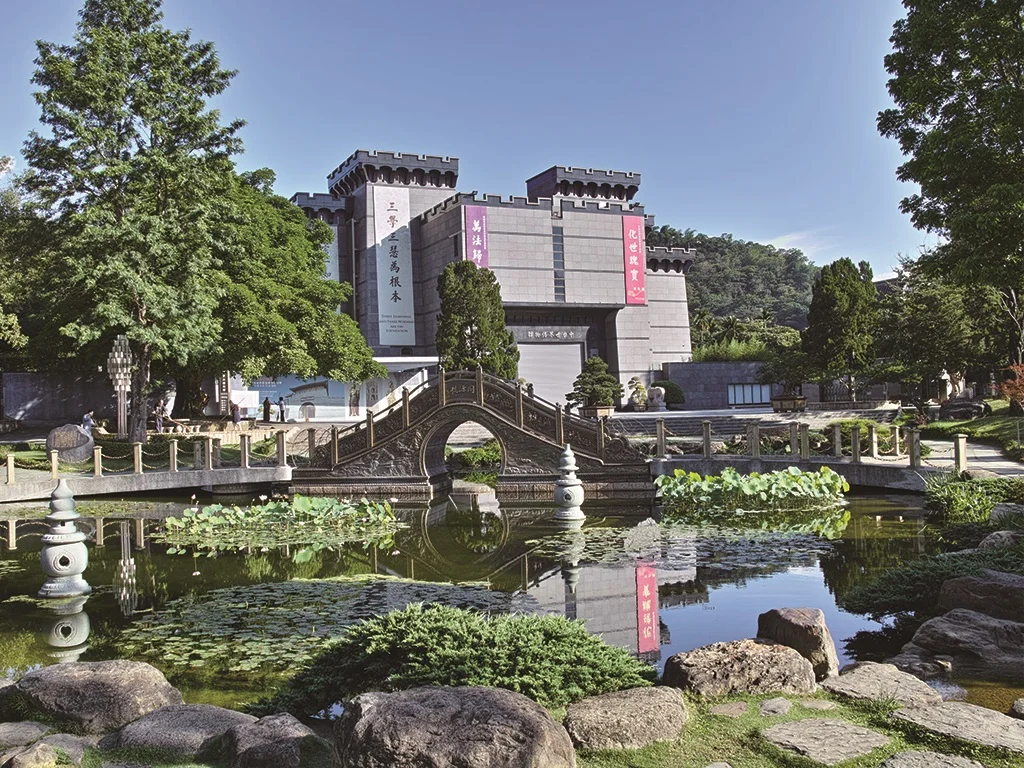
[1,492,1018,712]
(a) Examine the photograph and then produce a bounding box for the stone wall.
[661,361,779,410]
[3,372,115,426]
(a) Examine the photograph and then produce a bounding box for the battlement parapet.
[646,245,696,274]
[328,149,460,196]
[527,165,641,201]
[558,198,645,217]
[289,192,350,213]
[418,191,555,223]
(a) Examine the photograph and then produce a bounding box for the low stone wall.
[660,361,780,410]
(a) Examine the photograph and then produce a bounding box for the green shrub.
[841,545,1024,619]
[650,380,686,405]
[924,474,1024,523]
[448,439,502,469]
[250,604,655,717]
[691,339,770,362]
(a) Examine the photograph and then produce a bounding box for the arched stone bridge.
[292,369,653,500]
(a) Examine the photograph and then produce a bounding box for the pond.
[0,491,1019,714]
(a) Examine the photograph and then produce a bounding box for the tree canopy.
[435,260,519,379]
[19,0,242,440]
[646,225,818,328]
[879,0,1024,363]
[802,258,878,399]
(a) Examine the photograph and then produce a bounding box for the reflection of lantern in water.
[44,596,91,662]
[114,520,138,617]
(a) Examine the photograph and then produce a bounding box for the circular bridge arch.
[421,404,510,481]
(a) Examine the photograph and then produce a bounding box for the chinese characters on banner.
[635,565,660,654]
[621,215,646,305]
[373,187,416,345]
[463,205,489,267]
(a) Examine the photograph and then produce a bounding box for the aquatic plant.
[118,575,516,678]
[655,466,850,538]
[924,473,1024,523]
[155,495,398,562]
[250,604,656,717]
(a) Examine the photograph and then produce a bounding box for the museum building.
[270,149,695,418]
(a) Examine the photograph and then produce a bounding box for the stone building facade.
[291,149,695,408]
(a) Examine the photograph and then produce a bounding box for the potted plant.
[758,350,809,412]
[626,377,648,412]
[566,357,624,418]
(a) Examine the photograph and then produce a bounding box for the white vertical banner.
[373,186,416,345]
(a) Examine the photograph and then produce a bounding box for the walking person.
[277,396,286,423]
[153,401,165,434]
[82,410,95,436]
[231,402,242,426]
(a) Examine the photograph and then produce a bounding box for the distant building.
[289,149,695,409]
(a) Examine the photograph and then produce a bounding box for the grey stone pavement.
[920,438,1024,477]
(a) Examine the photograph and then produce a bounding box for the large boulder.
[886,643,954,680]
[45,424,94,463]
[335,686,576,768]
[909,608,1024,668]
[978,530,1024,549]
[562,686,686,751]
[222,713,332,768]
[991,503,1024,524]
[662,639,816,696]
[820,662,942,708]
[98,704,256,759]
[0,722,49,751]
[937,398,990,422]
[937,570,1024,623]
[756,607,839,681]
[893,702,1024,754]
[1011,698,1024,720]
[3,660,182,735]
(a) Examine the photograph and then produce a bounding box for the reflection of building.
[291,150,695,404]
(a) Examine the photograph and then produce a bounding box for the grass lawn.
[922,399,1024,462]
[577,692,1021,768]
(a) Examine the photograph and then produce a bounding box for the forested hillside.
[647,225,818,328]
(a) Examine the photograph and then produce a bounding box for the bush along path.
[4,608,1023,767]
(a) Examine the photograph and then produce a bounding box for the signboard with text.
[374,187,416,345]
[635,565,660,654]
[464,205,490,267]
[622,215,646,305]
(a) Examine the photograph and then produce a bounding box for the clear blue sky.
[0,0,934,275]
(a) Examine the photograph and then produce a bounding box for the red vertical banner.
[622,215,646,305]
[635,565,659,653]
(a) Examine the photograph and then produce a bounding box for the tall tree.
[169,170,384,415]
[876,257,1001,410]
[20,0,242,441]
[802,258,878,400]
[435,261,519,378]
[0,158,28,352]
[647,225,818,328]
[878,0,1024,363]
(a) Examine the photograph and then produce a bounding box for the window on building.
[727,383,772,406]
[553,226,565,303]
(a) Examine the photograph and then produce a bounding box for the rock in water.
[893,702,1024,754]
[563,686,686,750]
[222,713,331,768]
[663,639,816,696]
[879,751,984,768]
[1010,698,1024,720]
[5,660,182,734]
[98,704,256,759]
[756,607,839,681]
[910,608,1024,668]
[820,662,941,708]
[335,686,576,768]
[938,570,1024,622]
[762,718,888,765]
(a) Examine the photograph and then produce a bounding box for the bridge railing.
[3,431,292,488]
[640,418,968,472]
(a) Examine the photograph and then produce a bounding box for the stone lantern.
[553,444,585,526]
[38,479,92,598]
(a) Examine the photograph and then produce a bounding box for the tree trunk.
[128,344,151,444]
[998,287,1024,366]
[173,368,208,418]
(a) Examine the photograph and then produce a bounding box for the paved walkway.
[921,438,1024,477]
